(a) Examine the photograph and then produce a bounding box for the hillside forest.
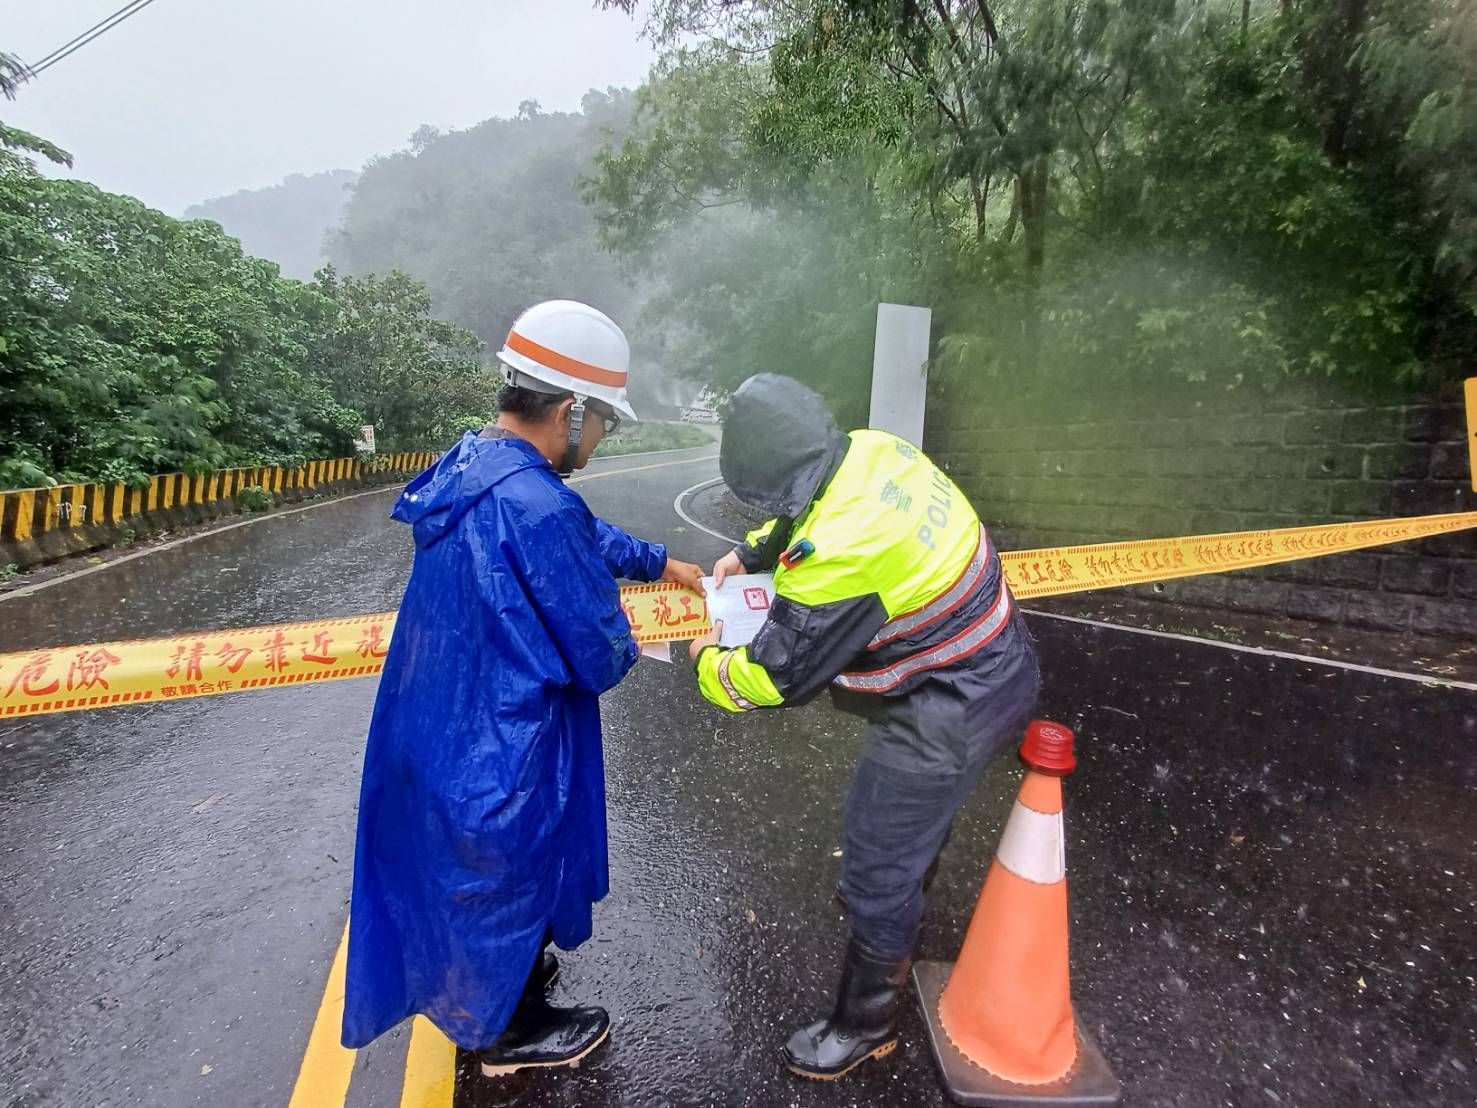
[2,1,1473,486]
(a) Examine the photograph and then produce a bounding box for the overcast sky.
[4,0,658,215]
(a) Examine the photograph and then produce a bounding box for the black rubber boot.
[478,953,607,1077]
[783,938,910,1081]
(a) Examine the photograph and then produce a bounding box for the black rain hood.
[720,373,850,518]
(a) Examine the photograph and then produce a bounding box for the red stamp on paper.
[743,588,770,611]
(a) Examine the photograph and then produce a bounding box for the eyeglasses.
[594,409,621,435]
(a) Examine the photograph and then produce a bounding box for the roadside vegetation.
[599,421,716,456]
[0,55,485,490]
[5,2,1472,484]
[590,0,1476,423]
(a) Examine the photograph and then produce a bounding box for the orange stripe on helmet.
[506,330,627,389]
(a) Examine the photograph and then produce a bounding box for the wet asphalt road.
[1,441,1474,1108]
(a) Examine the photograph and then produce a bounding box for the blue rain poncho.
[341,430,667,1051]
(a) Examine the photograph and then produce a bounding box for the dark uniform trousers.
[838,614,1041,959]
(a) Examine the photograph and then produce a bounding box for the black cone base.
[912,961,1121,1107]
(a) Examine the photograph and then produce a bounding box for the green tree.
[593,0,1473,398]
[0,112,484,486]
[605,2,1178,274]
[329,91,644,351]
[0,169,359,486]
[1339,0,1477,337]
[1,50,71,169]
[587,17,939,417]
[326,90,702,418]
[309,267,489,449]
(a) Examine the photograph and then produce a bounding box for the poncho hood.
[719,374,849,518]
[392,431,549,550]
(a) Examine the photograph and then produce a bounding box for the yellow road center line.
[400,1017,457,1108]
[287,922,357,1108]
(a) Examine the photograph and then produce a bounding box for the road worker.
[688,373,1040,1081]
[343,300,702,1076]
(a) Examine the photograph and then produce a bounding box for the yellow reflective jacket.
[696,430,1020,714]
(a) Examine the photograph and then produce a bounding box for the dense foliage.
[308,266,487,450]
[8,2,1471,483]
[331,94,638,346]
[0,77,486,488]
[591,1,1477,420]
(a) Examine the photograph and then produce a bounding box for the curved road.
[1,444,1474,1108]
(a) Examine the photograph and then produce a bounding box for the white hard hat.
[496,299,639,422]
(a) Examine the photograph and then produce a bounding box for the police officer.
[688,373,1040,1081]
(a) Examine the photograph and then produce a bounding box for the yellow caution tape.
[0,583,710,720]
[998,510,1477,600]
[2,511,1475,719]
[0,613,399,719]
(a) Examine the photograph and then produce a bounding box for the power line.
[26,0,162,80]
[32,0,161,76]
[28,1,150,71]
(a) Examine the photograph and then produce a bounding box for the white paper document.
[700,573,777,648]
[638,641,672,664]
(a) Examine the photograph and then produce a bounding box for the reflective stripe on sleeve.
[717,652,759,711]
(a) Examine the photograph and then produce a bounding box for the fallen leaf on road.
[200,1065,212,1076]
[746,909,757,925]
[191,793,225,814]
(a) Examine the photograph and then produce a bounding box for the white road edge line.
[570,454,716,487]
[672,478,1475,693]
[3,447,720,604]
[1023,609,1477,692]
[672,476,737,544]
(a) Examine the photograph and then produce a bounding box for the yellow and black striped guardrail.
[0,452,437,572]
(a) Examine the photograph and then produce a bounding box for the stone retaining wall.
[924,376,1476,641]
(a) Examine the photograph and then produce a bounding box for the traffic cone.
[912,720,1121,1106]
